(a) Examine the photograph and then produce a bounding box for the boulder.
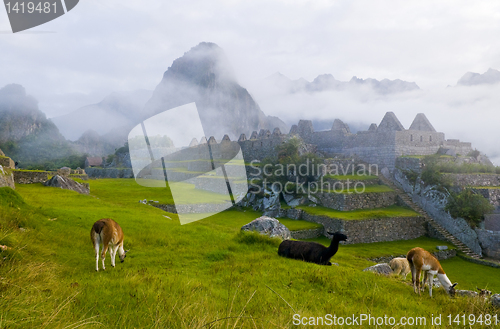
[0,165,15,189]
[363,263,393,276]
[43,175,90,194]
[282,193,294,204]
[456,290,478,297]
[436,245,448,251]
[308,195,319,204]
[491,294,500,308]
[57,167,71,177]
[252,189,281,217]
[241,216,291,240]
[238,192,256,207]
[287,197,306,207]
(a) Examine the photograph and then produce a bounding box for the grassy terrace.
[297,204,420,220]
[308,236,456,259]
[12,169,48,172]
[277,217,323,231]
[318,184,394,193]
[1,180,499,328]
[89,178,229,205]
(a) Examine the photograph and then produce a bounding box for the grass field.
[1,179,499,328]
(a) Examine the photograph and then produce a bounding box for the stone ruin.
[187,112,473,171]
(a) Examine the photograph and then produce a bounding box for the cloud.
[1,0,500,162]
[249,82,500,165]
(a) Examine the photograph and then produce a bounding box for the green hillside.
[0,180,499,328]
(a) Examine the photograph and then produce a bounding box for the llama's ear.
[452,283,458,288]
[125,249,130,254]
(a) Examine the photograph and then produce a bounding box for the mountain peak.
[163,41,235,84]
[145,43,287,138]
[0,83,26,97]
[457,68,500,86]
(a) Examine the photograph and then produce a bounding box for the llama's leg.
[411,266,417,293]
[101,245,109,270]
[428,274,434,297]
[416,270,421,295]
[110,246,117,267]
[94,242,100,272]
[421,271,427,292]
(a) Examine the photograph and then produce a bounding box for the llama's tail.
[91,220,106,246]
[406,250,415,269]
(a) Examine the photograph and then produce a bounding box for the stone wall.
[473,188,500,209]
[13,171,48,184]
[442,139,473,155]
[484,214,500,231]
[444,174,500,187]
[239,133,287,162]
[300,212,426,244]
[313,191,397,211]
[393,168,483,255]
[475,229,500,260]
[85,168,134,178]
[290,228,323,239]
[395,157,422,172]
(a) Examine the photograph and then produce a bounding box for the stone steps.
[376,173,482,259]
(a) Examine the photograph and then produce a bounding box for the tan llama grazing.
[90,218,128,271]
[406,247,457,297]
[389,257,410,279]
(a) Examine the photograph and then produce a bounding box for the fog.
[249,79,500,164]
[1,0,500,163]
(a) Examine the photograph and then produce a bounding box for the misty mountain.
[264,72,420,94]
[143,42,288,139]
[71,129,118,157]
[349,76,419,94]
[457,68,500,86]
[0,84,76,166]
[52,89,153,141]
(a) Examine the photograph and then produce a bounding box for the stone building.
[237,112,472,170]
[85,157,104,168]
[134,112,474,177]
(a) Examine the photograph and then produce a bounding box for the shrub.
[235,231,280,247]
[467,149,480,159]
[445,189,494,227]
[402,170,419,184]
[260,137,322,188]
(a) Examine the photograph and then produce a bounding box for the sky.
[1,0,500,162]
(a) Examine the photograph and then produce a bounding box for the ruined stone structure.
[13,171,49,184]
[187,112,472,171]
[273,112,470,170]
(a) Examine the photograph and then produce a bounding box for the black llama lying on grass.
[278,232,347,265]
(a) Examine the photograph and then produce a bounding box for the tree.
[445,189,494,227]
[260,137,322,190]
